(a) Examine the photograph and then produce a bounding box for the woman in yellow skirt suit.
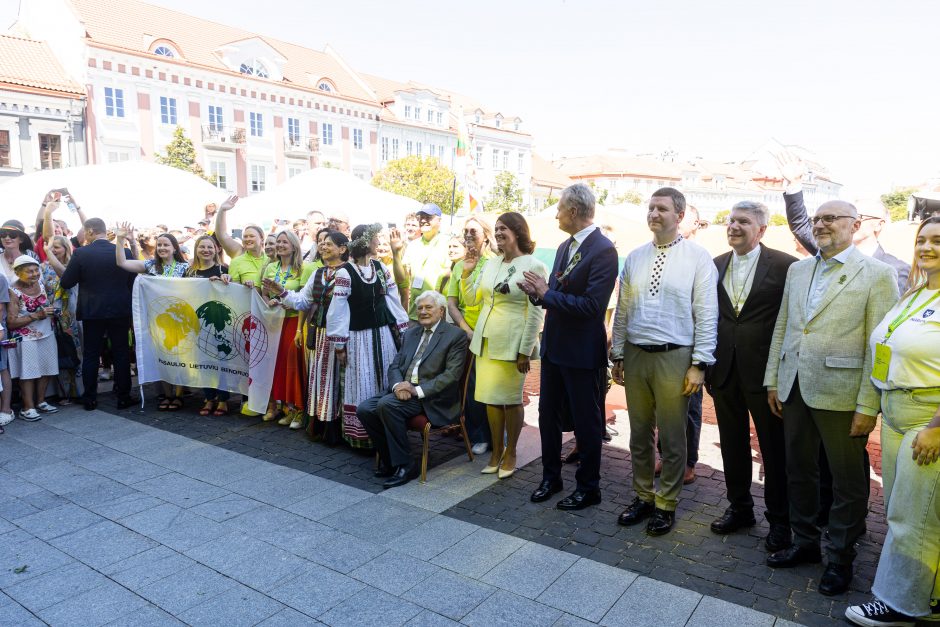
[462,212,547,479]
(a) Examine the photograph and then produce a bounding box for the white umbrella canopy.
[0,161,226,232]
[228,168,422,229]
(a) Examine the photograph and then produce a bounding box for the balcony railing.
[201,125,246,149]
[284,135,318,156]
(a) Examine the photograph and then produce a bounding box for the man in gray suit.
[357,291,468,489]
[764,200,898,596]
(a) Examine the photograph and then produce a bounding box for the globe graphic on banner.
[148,297,199,357]
[195,301,236,361]
[233,311,268,368]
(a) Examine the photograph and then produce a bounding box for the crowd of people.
[1,165,938,625]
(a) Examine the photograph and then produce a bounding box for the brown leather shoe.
[683,466,696,485]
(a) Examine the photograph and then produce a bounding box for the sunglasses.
[0,231,20,239]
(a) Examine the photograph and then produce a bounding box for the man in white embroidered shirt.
[610,187,718,536]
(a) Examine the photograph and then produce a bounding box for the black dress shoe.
[530,479,563,503]
[373,463,393,478]
[766,543,822,568]
[562,450,580,465]
[617,497,655,526]
[83,399,97,411]
[710,509,756,535]
[382,466,416,489]
[556,489,601,511]
[765,524,793,552]
[818,562,853,596]
[646,508,675,536]
[116,396,139,409]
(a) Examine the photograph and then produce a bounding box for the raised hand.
[773,151,806,186]
[219,195,239,212]
[389,227,404,253]
[113,221,133,239]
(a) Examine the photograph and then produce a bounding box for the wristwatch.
[692,362,706,371]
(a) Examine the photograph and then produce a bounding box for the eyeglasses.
[493,266,516,295]
[858,214,883,222]
[0,231,19,239]
[463,228,479,236]
[811,215,856,226]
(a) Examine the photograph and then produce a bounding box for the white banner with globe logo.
[132,277,285,414]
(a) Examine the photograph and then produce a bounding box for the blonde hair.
[186,235,224,276]
[903,216,940,298]
[261,229,303,278]
[50,235,73,264]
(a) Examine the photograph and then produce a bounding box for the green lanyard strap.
[884,288,940,341]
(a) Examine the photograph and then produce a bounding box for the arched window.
[153,45,175,58]
[317,82,332,92]
[239,59,269,79]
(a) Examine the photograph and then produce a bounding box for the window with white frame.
[416,142,422,156]
[352,128,363,150]
[427,110,434,123]
[438,145,444,159]
[239,59,269,78]
[392,138,399,159]
[210,161,228,189]
[415,107,421,121]
[0,130,9,167]
[428,144,435,158]
[288,166,305,179]
[475,146,483,167]
[287,117,301,142]
[106,150,131,163]
[404,105,412,119]
[436,112,443,125]
[518,151,524,172]
[250,164,266,192]
[406,140,413,156]
[104,87,125,117]
[317,82,333,92]
[208,105,223,131]
[321,123,333,145]
[249,112,263,137]
[153,45,175,58]
[159,97,177,125]
[492,149,499,169]
[381,137,389,161]
[503,150,509,170]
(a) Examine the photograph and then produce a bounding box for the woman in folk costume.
[274,230,349,443]
[329,223,409,448]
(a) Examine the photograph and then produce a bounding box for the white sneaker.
[19,409,41,422]
[471,442,489,455]
[0,411,14,426]
[36,402,58,414]
[289,419,303,430]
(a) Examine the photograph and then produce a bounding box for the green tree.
[713,209,730,225]
[486,171,524,214]
[372,156,463,214]
[769,214,788,226]
[612,190,644,205]
[155,126,211,182]
[881,187,916,222]
[586,180,609,205]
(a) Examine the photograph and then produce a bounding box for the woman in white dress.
[6,255,59,421]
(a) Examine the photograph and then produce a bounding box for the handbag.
[53,317,80,370]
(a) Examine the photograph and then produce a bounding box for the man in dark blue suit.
[60,218,137,410]
[518,183,619,510]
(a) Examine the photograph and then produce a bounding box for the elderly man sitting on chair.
[357,290,468,489]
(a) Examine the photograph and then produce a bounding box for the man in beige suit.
[763,200,898,596]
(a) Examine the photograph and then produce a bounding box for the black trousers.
[539,357,607,491]
[82,317,132,402]
[782,378,869,565]
[711,364,789,526]
[357,393,422,468]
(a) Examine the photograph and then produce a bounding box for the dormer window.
[318,82,332,92]
[494,119,501,129]
[239,59,269,78]
[153,46,175,58]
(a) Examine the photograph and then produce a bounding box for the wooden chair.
[408,351,475,483]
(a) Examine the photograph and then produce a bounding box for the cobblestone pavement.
[0,401,802,626]
[441,377,890,627]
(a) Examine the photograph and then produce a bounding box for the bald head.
[813,200,860,258]
[817,200,858,218]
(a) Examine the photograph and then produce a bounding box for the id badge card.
[411,275,424,289]
[872,343,891,382]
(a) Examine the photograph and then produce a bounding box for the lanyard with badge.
[872,288,940,382]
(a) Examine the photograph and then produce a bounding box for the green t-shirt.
[447,254,491,330]
[262,261,316,317]
[228,251,267,285]
[402,232,451,320]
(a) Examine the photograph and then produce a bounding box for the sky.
[4,0,938,197]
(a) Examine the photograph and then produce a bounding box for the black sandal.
[158,398,171,411]
[168,397,183,411]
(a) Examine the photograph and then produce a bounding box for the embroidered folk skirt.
[342,325,398,449]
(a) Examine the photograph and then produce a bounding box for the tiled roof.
[531,154,573,189]
[0,34,83,96]
[554,154,684,179]
[67,0,375,102]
